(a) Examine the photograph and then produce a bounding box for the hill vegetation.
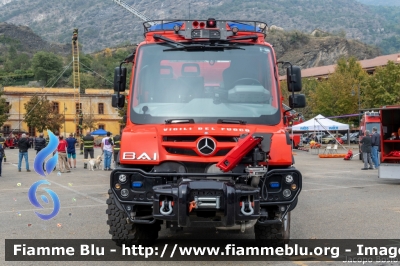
[0,0,400,54]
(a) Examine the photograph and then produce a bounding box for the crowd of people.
[0,130,121,176]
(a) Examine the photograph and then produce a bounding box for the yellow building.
[1,87,123,137]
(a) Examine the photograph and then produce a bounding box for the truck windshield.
[130,43,280,125]
[366,122,380,133]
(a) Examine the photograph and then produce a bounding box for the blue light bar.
[227,22,261,32]
[269,182,280,188]
[132,181,143,188]
[149,22,183,31]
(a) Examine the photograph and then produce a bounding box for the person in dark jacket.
[34,133,47,154]
[0,134,6,162]
[17,133,30,172]
[28,135,34,149]
[66,133,78,168]
[371,127,380,169]
[360,130,374,170]
[0,143,4,176]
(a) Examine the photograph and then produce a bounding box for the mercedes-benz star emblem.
[197,137,216,155]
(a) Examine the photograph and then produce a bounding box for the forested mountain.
[0,0,400,54]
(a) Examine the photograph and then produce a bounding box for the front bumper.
[110,168,302,227]
[152,180,260,227]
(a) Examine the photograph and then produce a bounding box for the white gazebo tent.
[292,114,350,149]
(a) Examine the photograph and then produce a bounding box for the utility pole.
[358,83,361,126]
[64,103,67,136]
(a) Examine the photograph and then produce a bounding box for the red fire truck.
[107,19,306,245]
[377,106,400,179]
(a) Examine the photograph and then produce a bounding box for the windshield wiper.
[153,34,187,48]
[165,119,195,124]
[163,44,245,52]
[224,35,259,42]
[217,119,247,125]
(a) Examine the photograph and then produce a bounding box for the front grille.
[163,136,199,142]
[163,136,237,142]
[162,135,237,156]
[165,147,197,156]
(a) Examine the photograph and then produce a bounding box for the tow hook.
[240,196,254,216]
[159,199,173,215]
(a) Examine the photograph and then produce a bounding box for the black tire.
[254,212,291,245]
[106,189,160,246]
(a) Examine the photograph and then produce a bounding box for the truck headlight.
[285,175,294,184]
[283,189,291,198]
[121,189,129,198]
[119,174,127,183]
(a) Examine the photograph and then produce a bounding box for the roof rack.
[143,19,268,40]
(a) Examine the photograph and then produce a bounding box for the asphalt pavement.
[0,146,399,266]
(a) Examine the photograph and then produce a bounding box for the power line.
[79,62,114,85]
[8,61,73,136]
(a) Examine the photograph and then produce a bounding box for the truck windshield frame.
[130,43,281,125]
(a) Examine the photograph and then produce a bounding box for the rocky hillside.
[0,0,399,53]
[268,30,380,70]
[0,22,70,56]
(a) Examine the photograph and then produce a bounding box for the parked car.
[341,132,360,144]
[351,132,360,143]
[321,134,343,144]
[302,132,325,143]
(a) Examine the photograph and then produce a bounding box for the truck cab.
[108,19,306,245]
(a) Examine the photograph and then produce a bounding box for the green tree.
[308,57,369,125]
[362,61,400,108]
[31,51,63,86]
[8,46,17,61]
[24,95,64,132]
[281,78,318,120]
[0,92,11,128]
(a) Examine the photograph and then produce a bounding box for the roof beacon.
[207,18,217,28]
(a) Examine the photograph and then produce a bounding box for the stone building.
[1,87,123,137]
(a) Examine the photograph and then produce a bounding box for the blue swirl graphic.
[34,130,59,176]
[28,180,60,220]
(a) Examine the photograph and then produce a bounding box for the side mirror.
[287,66,302,92]
[114,67,127,92]
[112,94,125,108]
[289,94,306,108]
